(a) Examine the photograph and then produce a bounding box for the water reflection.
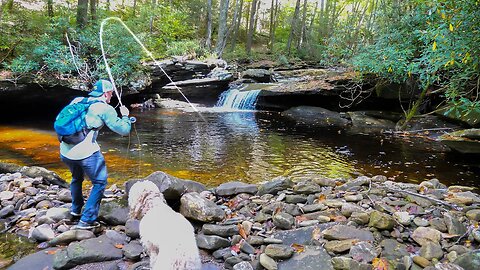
[0,108,479,187]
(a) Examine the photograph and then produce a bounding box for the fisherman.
[59,79,131,229]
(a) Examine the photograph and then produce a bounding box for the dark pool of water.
[1,107,479,187]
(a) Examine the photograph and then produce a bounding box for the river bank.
[1,163,480,270]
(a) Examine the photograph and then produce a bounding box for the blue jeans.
[61,151,108,224]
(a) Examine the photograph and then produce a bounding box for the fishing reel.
[129,116,137,123]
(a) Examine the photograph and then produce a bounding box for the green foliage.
[7,55,38,74]
[165,40,208,58]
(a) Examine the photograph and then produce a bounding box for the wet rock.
[48,229,95,247]
[282,106,351,129]
[30,224,55,242]
[257,177,293,196]
[323,225,374,242]
[277,245,333,270]
[180,192,225,222]
[299,220,320,227]
[265,244,294,259]
[215,181,258,196]
[273,212,295,230]
[98,200,129,226]
[454,249,480,269]
[6,247,58,270]
[203,224,239,237]
[259,253,277,270]
[412,227,442,246]
[196,234,230,250]
[336,176,370,192]
[0,204,14,218]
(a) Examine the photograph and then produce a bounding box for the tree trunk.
[298,0,308,49]
[268,0,275,52]
[245,0,258,55]
[254,0,260,34]
[286,0,301,55]
[230,0,242,51]
[205,0,213,49]
[76,0,88,28]
[89,0,96,21]
[245,2,251,36]
[133,0,137,16]
[309,1,318,35]
[47,0,54,17]
[216,0,230,57]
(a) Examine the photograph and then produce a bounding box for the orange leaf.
[318,194,326,201]
[372,258,389,270]
[274,206,282,215]
[114,244,124,249]
[46,249,59,255]
[291,243,305,253]
[295,216,309,223]
[238,223,248,239]
[312,227,322,241]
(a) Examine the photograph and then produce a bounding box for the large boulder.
[242,69,274,83]
[125,171,206,201]
[281,106,351,128]
[180,192,225,223]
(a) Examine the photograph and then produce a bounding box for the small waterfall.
[215,86,261,110]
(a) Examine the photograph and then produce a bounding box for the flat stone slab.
[278,245,333,270]
[272,223,337,246]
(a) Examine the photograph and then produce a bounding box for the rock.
[336,176,370,191]
[265,244,294,259]
[433,263,465,270]
[445,191,480,205]
[0,204,14,218]
[180,192,225,222]
[380,239,409,261]
[293,181,322,194]
[413,217,429,227]
[368,210,395,230]
[466,209,480,221]
[282,106,351,129]
[349,242,378,263]
[324,239,357,253]
[350,212,370,225]
[313,177,337,187]
[125,219,140,239]
[215,181,258,196]
[6,247,58,270]
[301,203,327,213]
[317,215,331,223]
[247,236,265,246]
[323,225,374,242]
[45,207,70,222]
[52,235,123,269]
[122,241,143,260]
[411,227,442,246]
[0,190,14,200]
[331,256,372,270]
[36,200,53,209]
[393,212,413,226]
[273,212,295,230]
[24,187,38,196]
[454,249,480,270]
[419,242,444,260]
[413,255,431,268]
[443,213,467,236]
[125,171,206,201]
[285,194,308,204]
[57,189,72,202]
[0,163,68,188]
[344,194,363,202]
[277,245,333,270]
[31,224,55,242]
[348,111,396,134]
[257,177,293,196]
[429,217,447,232]
[341,203,365,217]
[233,261,254,270]
[196,234,230,250]
[259,253,278,270]
[240,241,256,255]
[242,69,273,83]
[203,224,239,237]
[299,220,320,227]
[48,230,95,247]
[98,200,129,226]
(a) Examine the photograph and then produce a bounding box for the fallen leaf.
[291,243,305,253]
[274,206,282,215]
[295,216,308,223]
[312,227,322,241]
[45,249,59,255]
[318,194,326,201]
[114,244,124,249]
[372,257,389,270]
[238,223,248,239]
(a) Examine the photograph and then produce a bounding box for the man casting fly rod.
[54,79,131,229]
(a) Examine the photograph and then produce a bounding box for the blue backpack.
[54,97,100,144]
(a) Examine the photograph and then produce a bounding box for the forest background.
[0,0,479,122]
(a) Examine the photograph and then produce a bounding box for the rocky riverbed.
[1,165,480,270]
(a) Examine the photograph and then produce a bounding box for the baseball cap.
[89,79,114,97]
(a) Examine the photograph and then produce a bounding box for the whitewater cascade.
[215,85,261,110]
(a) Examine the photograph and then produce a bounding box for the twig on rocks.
[454,225,475,245]
[385,187,462,211]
